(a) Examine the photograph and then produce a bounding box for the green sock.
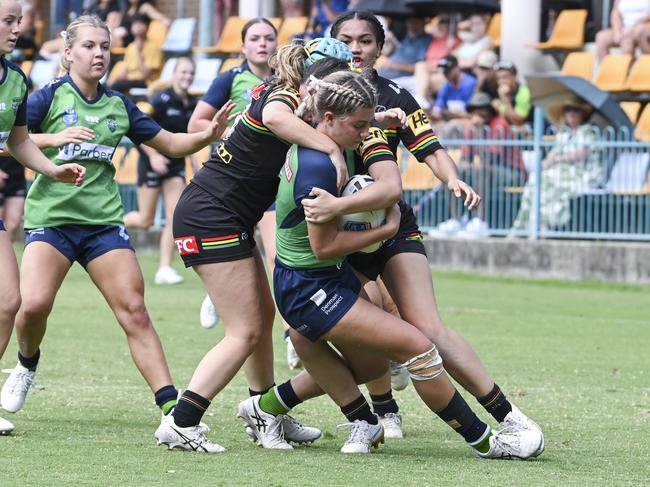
[470,427,493,454]
[258,387,290,416]
[161,399,177,415]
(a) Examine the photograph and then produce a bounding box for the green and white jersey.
[0,56,28,150]
[276,145,356,269]
[25,75,162,228]
[201,62,265,126]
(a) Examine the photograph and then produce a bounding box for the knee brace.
[402,346,444,381]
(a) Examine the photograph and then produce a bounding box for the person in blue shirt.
[432,54,477,122]
[377,17,432,95]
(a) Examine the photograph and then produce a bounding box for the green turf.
[0,251,648,487]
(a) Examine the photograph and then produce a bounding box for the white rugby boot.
[154,414,225,453]
[237,396,293,450]
[474,424,544,460]
[500,404,545,457]
[154,266,184,285]
[390,361,409,391]
[0,416,15,435]
[280,414,321,444]
[338,416,384,453]
[199,294,220,329]
[1,363,36,413]
[379,412,403,439]
[286,336,302,370]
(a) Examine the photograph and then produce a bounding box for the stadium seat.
[214,16,248,54]
[114,146,139,184]
[219,57,242,73]
[486,13,501,48]
[20,60,33,76]
[29,59,58,89]
[268,17,283,30]
[635,103,650,142]
[277,16,309,46]
[163,17,196,54]
[605,151,650,193]
[106,60,126,86]
[190,58,223,95]
[625,55,650,93]
[529,9,588,51]
[561,51,594,80]
[34,19,45,47]
[620,101,641,124]
[593,54,632,92]
[147,20,169,47]
[159,57,178,82]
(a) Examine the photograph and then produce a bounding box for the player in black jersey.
[158,42,354,452]
[296,11,543,444]
[124,57,198,286]
[0,155,26,241]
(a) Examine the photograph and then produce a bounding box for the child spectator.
[110,14,163,94]
[492,60,532,127]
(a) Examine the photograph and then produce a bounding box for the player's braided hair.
[268,43,308,91]
[301,70,377,121]
[59,15,111,74]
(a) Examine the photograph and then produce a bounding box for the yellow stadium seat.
[620,101,641,124]
[114,146,139,184]
[635,104,650,142]
[529,9,588,50]
[399,150,438,191]
[593,54,632,92]
[486,13,501,48]
[625,55,650,92]
[214,16,248,54]
[107,60,126,86]
[20,60,33,76]
[147,20,168,47]
[277,16,308,46]
[561,51,594,80]
[268,17,282,30]
[220,57,242,73]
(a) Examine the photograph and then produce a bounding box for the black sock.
[276,380,303,410]
[172,390,210,428]
[437,391,489,444]
[370,391,399,416]
[154,385,178,415]
[18,349,40,371]
[477,383,512,423]
[249,383,275,397]
[341,395,378,425]
[283,329,290,340]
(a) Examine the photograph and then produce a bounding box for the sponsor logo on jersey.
[11,97,21,113]
[407,109,432,136]
[84,115,100,124]
[57,142,115,162]
[175,236,199,255]
[250,83,267,100]
[106,116,118,133]
[62,108,78,126]
[309,289,327,307]
[166,108,182,117]
[0,131,10,150]
[0,102,7,111]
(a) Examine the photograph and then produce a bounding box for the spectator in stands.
[309,0,349,37]
[54,0,83,33]
[279,0,305,17]
[112,0,170,47]
[110,14,164,94]
[377,16,432,95]
[595,0,650,60]
[473,50,499,100]
[511,100,603,233]
[492,60,532,127]
[432,54,476,122]
[84,0,122,31]
[453,14,493,70]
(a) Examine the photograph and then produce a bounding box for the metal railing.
[401,107,650,240]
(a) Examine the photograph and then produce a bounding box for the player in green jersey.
[0,0,86,435]
[0,15,234,438]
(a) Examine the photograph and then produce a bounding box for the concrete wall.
[423,237,650,284]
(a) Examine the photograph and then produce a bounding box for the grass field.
[0,251,648,487]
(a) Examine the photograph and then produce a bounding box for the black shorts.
[136,154,186,188]
[347,200,426,281]
[0,157,26,205]
[172,183,256,267]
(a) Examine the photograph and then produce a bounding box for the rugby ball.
[338,175,386,253]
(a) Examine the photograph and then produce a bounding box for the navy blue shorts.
[24,225,135,267]
[273,259,361,342]
[137,155,186,188]
[0,219,5,232]
[347,200,426,281]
